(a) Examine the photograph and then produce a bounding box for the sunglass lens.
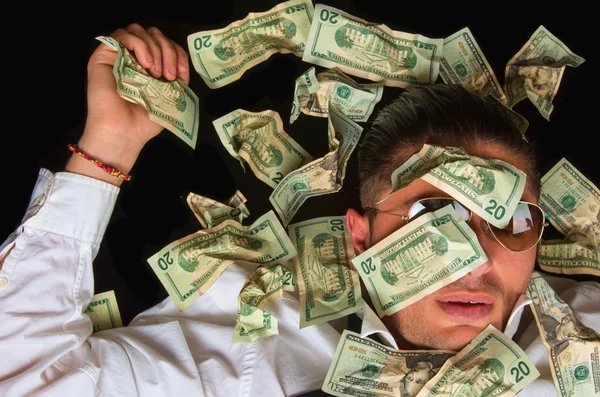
[450,201,471,222]
[488,203,544,251]
[408,198,471,222]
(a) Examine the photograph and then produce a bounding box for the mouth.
[436,293,495,320]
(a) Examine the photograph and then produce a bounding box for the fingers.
[170,39,190,85]
[111,25,158,74]
[111,23,189,82]
[147,27,184,82]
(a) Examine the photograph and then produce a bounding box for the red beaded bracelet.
[68,143,132,181]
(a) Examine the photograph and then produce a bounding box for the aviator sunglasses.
[365,197,549,253]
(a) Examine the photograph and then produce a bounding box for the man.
[0,24,598,397]
[346,83,546,352]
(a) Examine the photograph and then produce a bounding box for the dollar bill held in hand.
[213,109,313,188]
[85,290,123,333]
[540,158,600,243]
[187,0,314,88]
[270,105,363,226]
[96,36,199,149]
[383,144,527,229]
[322,329,455,397]
[353,205,488,317]
[291,67,383,123]
[232,264,295,343]
[504,26,585,120]
[526,272,600,397]
[417,325,539,397]
[147,210,297,311]
[439,27,507,105]
[288,216,363,328]
[302,4,443,88]
[187,190,250,229]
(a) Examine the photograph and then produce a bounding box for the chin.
[389,302,505,351]
[434,325,489,351]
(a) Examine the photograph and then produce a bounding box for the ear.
[346,208,371,255]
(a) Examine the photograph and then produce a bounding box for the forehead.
[377,144,537,209]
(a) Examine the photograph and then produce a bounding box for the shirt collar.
[503,294,532,339]
[358,294,532,348]
[358,304,399,349]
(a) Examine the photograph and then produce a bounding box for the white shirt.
[0,169,598,397]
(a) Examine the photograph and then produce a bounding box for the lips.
[438,293,495,305]
[436,293,495,320]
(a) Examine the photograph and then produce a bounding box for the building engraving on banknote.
[303,4,442,88]
[290,216,362,327]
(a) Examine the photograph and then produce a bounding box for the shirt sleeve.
[0,169,118,395]
[0,169,205,397]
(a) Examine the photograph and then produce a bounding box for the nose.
[465,214,495,278]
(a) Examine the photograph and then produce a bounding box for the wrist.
[76,132,143,173]
[64,131,144,186]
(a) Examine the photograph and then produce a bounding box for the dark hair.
[358,84,540,215]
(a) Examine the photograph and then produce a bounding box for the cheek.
[495,249,536,294]
[388,296,434,339]
[371,217,405,245]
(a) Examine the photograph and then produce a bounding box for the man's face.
[557,316,577,338]
[406,361,432,384]
[347,144,538,351]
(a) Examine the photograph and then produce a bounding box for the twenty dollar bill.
[526,272,600,397]
[538,231,600,277]
[540,158,600,242]
[213,109,313,188]
[233,264,295,343]
[322,330,455,397]
[188,0,314,88]
[85,290,123,333]
[440,27,507,104]
[384,144,527,228]
[270,104,362,226]
[147,211,296,311]
[504,26,585,120]
[187,190,250,229]
[538,158,600,277]
[353,205,488,317]
[416,325,539,397]
[302,4,443,88]
[290,66,383,123]
[289,216,363,328]
[96,36,199,149]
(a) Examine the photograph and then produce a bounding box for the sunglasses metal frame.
[364,197,550,253]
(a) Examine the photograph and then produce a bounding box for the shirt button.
[36,193,46,206]
[0,277,8,289]
[23,193,47,222]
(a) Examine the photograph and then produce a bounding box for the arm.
[0,24,191,396]
[65,23,190,186]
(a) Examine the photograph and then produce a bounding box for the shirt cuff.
[21,168,120,245]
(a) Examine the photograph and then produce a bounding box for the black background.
[3,2,597,324]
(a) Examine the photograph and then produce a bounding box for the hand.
[67,24,190,185]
